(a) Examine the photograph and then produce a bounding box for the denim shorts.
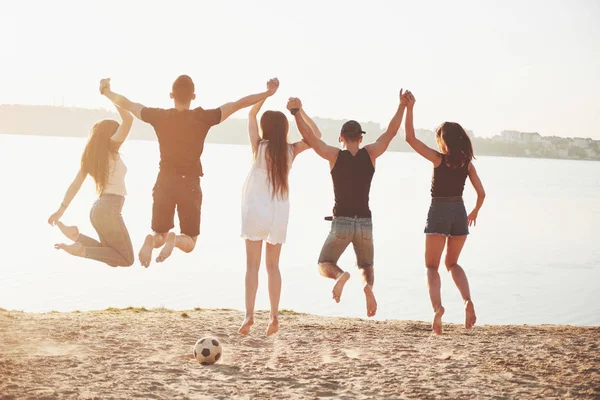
[318,216,374,268]
[424,197,469,237]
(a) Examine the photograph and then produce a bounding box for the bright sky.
[1,0,599,138]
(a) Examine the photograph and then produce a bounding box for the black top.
[141,107,222,176]
[431,155,469,197]
[331,148,375,218]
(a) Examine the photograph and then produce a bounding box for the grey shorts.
[318,217,374,268]
[424,197,469,237]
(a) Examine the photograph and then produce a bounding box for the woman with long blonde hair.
[48,82,135,267]
[404,91,486,335]
[239,79,322,336]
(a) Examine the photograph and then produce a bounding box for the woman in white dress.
[239,80,322,336]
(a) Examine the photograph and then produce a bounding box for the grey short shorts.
[318,216,374,268]
[424,197,469,237]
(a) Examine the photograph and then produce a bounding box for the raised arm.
[365,89,406,162]
[47,169,87,226]
[100,78,145,120]
[467,163,486,226]
[110,104,134,143]
[248,99,266,153]
[287,98,339,167]
[403,91,443,166]
[219,78,278,123]
[291,107,323,156]
[247,79,279,152]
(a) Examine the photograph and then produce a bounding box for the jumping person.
[287,92,407,318]
[239,80,323,336]
[48,94,135,267]
[403,91,485,335]
[99,76,279,267]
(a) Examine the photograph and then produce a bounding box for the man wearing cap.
[287,91,407,317]
[100,75,279,267]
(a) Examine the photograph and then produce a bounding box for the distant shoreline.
[2,130,599,163]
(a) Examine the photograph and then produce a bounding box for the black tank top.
[331,148,375,217]
[431,155,469,197]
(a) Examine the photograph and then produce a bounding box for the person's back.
[247,141,294,200]
[103,153,127,197]
[430,155,469,198]
[142,107,221,177]
[331,148,374,218]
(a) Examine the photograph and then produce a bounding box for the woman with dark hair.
[403,91,486,335]
[48,82,135,267]
[239,79,322,336]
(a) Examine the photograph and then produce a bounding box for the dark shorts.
[318,217,374,268]
[152,173,202,237]
[424,197,469,237]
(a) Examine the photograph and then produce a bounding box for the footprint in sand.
[321,349,335,364]
[341,348,361,359]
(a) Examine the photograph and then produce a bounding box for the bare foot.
[238,315,254,335]
[266,316,279,336]
[156,232,176,263]
[56,221,79,242]
[465,300,476,329]
[332,271,350,303]
[139,235,154,268]
[432,306,445,335]
[363,284,377,317]
[54,242,85,257]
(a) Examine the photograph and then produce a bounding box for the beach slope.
[0,308,598,399]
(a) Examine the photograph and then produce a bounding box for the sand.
[0,308,598,399]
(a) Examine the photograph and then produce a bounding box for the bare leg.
[265,243,282,336]
[54,242,85,257]
[359,266,377,317]
[319,262,350,303]
[426,235,447,335]
[239,240,262,335]
[56,221,80,242]
[175,234,196,252]
[445,236,476,329]
[156,232,176,263]
[156,234,197,263]
[139,232,167,268]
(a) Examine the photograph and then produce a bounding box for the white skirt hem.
[240,234,286,245]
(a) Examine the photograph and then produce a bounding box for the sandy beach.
[0,308,598,399]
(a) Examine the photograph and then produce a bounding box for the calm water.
[1,134,598,326]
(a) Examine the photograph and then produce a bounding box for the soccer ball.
[193,337,222,365]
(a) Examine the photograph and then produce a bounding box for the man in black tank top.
[287,93,408,318]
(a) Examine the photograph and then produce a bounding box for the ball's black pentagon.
[201,362,209,366]
[201,348,211,357]
[212,339,219,347]
[215,352,221,361]
[200,338,206,344]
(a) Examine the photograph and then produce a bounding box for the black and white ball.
[193,337,222,365]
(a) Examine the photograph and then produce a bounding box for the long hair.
[259,111,290,199]
[80,119,120,194]
[435,122,475,168]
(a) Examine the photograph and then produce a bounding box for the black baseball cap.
[341,120,366,135]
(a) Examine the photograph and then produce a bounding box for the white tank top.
[103,154,127,196]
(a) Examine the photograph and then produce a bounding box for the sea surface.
[1,134,598,326]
